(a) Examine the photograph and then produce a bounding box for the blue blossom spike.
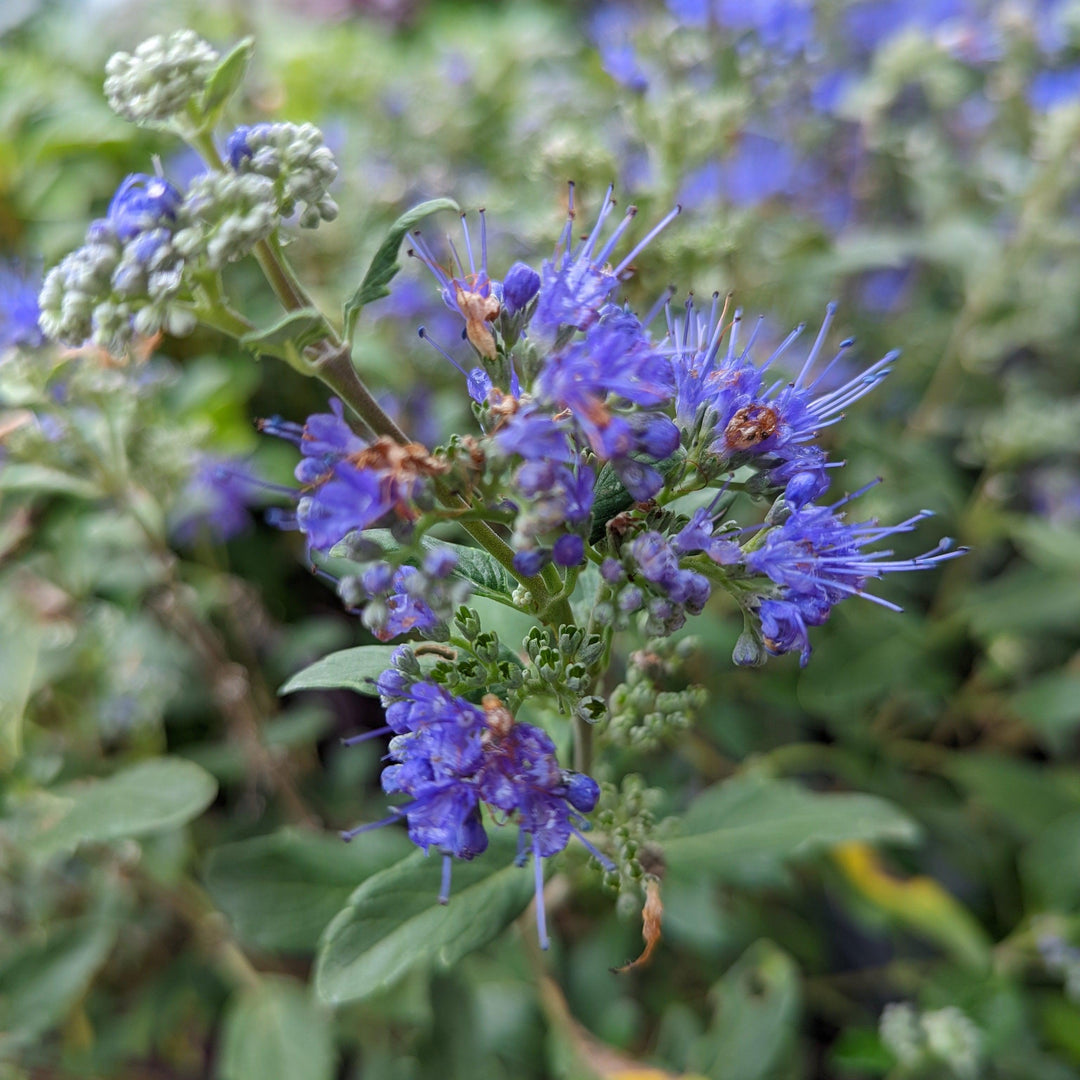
[533,184,680,336]
[664,299,894,495]
[745,496,967,665]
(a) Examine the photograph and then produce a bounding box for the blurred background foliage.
[5,0,1080,1077]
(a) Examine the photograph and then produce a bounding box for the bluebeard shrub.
[27,25,961,980]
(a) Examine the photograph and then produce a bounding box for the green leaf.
[199,37,254,128]
[1011,672,1080,737]
[0,462,101,499]
[279,644,435,697]
[314,830,534,1005]
[662,775,919,879]
[687,940,801,1080]
[240,308,328,360]
[205,827,412,952]
[343,198,459,342]
[589,454,685,545]
[220,976,335,1080]
[1021,811,1080,911]
[0,904,119,1051]
[0,620,41,772]
[431,539,518,600]
[30,758,218,857]
[943,754,1080,838]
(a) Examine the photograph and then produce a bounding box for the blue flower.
[477,719,607,949]
[171,455,259,545]
[0,262,44,351]
[296,463,391,553]
[1028,66,1080,111]
[537,308,678,500]
[409,211,501,358]
[533,185,680,337]
[745,493,966,664]
[107,174,183,240]
[346,678,608,942]
[226,124,263,169]
[375,566,443,640]
[665,300,895,494]
[502,261,542,314]
[263,399,443,553]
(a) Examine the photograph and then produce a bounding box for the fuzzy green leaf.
[663,775,919,878]
[198,37,254,128]
[221,976,335,1080]
[205,827,412,952]
[279,644,436,697]
[314,831,534,1005]
[30,758,218,857]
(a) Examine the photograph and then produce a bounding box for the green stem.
[573,715,593,775]
[189,131,319,319]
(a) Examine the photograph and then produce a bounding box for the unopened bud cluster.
[595,774,662,900]
[879,1003,981,1079]
[104,30,219,128]
[227,123,339,228]
[39,125,338,350]
[38,176,195,350]
[523,624,607,724]
[606,638,705,752]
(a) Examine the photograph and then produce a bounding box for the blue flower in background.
[171,456,260,545]
[0,262,44,350]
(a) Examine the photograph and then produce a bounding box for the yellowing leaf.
[833,843,991,969]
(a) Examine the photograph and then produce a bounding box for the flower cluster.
[338,551,469,642]
[261,398,446,556]
[264,186,961,668]
[38,127,339,351]
[34,29,968,956]
[104,29,220,128]
[349,653,607,948]
[38,174,195,349]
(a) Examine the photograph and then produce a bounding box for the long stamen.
[794,301,837,386]
[439,854,453,906]
[534,838,549,951]
[341,725,392,746]
[340,814,398,841]
[418,326,469,377]
[570,827,616,872]
[613,203,682,276]
[459,213,476,277]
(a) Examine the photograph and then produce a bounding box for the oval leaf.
[662,775,919,878]
[279,644,435,697]
[0,909,118,1052]
[199,37,254,127]
[221,976,335,1080]
[31,758,218,857]
[205,827,411,952]
[688,941,801,1080]
[314,830,534,1005]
